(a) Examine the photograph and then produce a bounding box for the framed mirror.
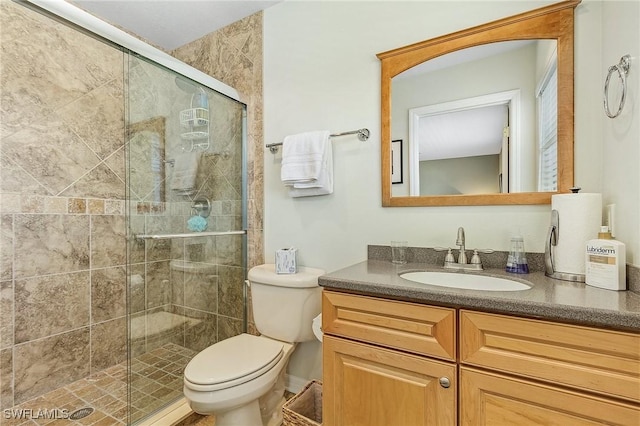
[377,0,581,206]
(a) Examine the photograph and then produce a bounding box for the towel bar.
[266,128,370,154]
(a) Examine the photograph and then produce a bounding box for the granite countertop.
[319,259,640,332]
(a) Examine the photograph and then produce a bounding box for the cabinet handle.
[439,377,451,388]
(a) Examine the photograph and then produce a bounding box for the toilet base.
[263,397,286,426]
[215,399,262,426]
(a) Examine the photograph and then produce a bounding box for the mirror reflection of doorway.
[416,104,508,196]
[408,90,521,196]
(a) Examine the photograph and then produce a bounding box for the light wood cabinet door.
[323,335,456,426]
[460,367,640,426]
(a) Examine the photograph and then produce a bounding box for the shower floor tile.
[2,344,196,426]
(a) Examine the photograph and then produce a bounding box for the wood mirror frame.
[378,0,580,207]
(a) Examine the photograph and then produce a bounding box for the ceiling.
[419,104,508,161]
[70,0,282,50]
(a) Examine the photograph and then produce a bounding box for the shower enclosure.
[0,1,248,424]
[126,54,248,423]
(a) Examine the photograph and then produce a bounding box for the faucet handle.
[434,247,456,264]
[473,248,494,254]
[469,249,494,267]
[444,249,455,264]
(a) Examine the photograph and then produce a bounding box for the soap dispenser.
[506,236,529,274]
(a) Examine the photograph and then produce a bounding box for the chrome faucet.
[455,227,467,264]
[435,227,493,271]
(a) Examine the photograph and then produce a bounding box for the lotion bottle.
[585,226,626,290]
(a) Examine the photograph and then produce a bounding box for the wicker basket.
[282,380,323,426]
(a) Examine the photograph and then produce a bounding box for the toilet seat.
[184,334,284,392]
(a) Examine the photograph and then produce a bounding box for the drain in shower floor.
[69,407,95,420]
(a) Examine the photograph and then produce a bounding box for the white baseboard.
[285,374,311,394]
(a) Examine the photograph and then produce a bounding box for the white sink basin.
[400,271,531,292]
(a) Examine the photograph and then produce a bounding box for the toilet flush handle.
[245,279,250,288]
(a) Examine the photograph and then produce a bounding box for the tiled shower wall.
[0,0,264,410]
[0,1,126,408]
[171,12,265,271]
[0,0,127,408]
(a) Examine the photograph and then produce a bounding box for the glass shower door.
[125,53,247,424]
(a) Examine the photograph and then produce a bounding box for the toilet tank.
[248,264,324,343]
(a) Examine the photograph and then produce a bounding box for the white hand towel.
[281,130,330,184]
[171,151,200,196]
[288,137,333,198]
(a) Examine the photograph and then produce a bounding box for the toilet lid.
[184,334,284,388]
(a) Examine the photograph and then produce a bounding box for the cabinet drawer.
[461,367,639,426]
[322,291,456,361]
[460,310,640,403]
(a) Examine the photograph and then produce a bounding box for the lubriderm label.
[587,243,617,265]
[586,245,617,256]
[586,239,626,290]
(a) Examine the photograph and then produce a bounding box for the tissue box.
[275,248,297,274]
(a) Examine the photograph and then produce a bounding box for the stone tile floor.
[175,414,215,426]
[1,344,196,426]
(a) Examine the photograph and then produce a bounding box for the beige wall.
[419,155,501,195]
[601,0,639,263]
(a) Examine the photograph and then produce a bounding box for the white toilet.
[183,263,325,426]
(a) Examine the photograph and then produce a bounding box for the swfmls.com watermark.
[3,407,94,420]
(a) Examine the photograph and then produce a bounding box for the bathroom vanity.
[319,260,640,426]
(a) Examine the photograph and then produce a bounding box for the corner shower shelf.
[180,108,209,128]
[180,107,210,151]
